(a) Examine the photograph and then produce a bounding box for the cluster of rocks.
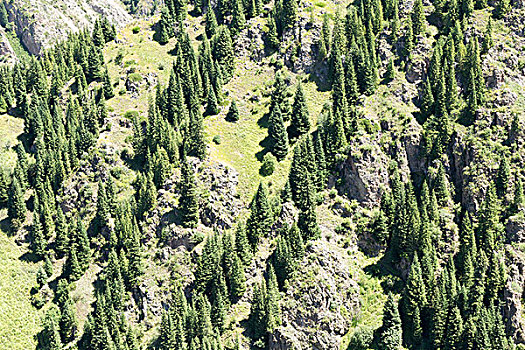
[269,240,360,350]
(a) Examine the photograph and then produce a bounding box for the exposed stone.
[5,0,131,55]
[269,240,360,350]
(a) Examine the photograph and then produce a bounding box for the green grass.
[0,114,24,171]
[0,211,43,350]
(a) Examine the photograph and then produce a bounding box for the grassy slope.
[0,217,43,350]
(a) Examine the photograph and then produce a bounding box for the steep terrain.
[0,0,525,349]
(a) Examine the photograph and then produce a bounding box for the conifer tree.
[76,217,91,271]
[0,169,9,206]
[231,0,246,35]
[205,10,218,38]
[288,83,310,140]
[206,84,219,116]
[281,0,298,30]
[187,107,207,160]
[494,0,510,19]
[0,2,8,28]
[266,13,280,50]
[403,253,427,344]
[265,264,281,332]
[482,17,493,54]
[32,210,46,259]
[246,182,272,250]
[444,306,463,350]
[412,0,425,36]
[496,156,510,199]
[379,293,402,350]
[65,245,82,281]
[434,163,450,206]
[268,105,289,160]
[38,308,63,350]
[179,155,199,228]
[230,253,247,299]
[462,0,474,17]
[235,223,252,266]
[511,176,524,214]
[213,26,235,82]
[7,176,26,229]
[249,281,267,342]
[60,297,78,343]
[226,99,240,122]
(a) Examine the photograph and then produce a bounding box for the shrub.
[132,26,140,34]
[213,135,221,144]
[128,73,143,83]
[347,327,374,350]
[123,110,139,120]
[260,153,276,176]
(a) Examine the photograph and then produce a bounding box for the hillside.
[0,0,525,349]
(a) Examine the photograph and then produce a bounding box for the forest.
[0,0,524,349]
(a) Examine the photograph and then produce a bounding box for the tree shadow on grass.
[255,136,273,162]
[363,250,405,294]
[257,110,270,128]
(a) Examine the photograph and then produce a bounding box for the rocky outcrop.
[144,158,243,243]
[337,110,425,207]
[4,0,131,55]
[504,243,525,344]
[269,240,360,350]
[0,27,17,65]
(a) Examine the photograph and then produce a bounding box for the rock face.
[4,0,131,55]
[0,27,17,65]
[269,240,360,350]
[504,243,525,343]
[145,157,243,243]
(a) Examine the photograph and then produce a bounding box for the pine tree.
[231,0,246,35]
[281,0,298,30]
[268,105,289,160]
[205,10,218,38]
[226,99,240,122]
[412,0,425,36]
[179,155,199,228]
[379,293,402,350]
[403,253,427,344]
[205,85,219,115]
[76,217,91,271]
[60,297,78,343]
[7,176,26,229]
[495,156,510,199]
[38,308,63,350]
[444,306,463,350]
[246,182,272,251]
[0,1,8,28]
[249,282,267,342]
[494,0,510,19]
[265,264,281,332]
[213,26,235,82]
[230,253,246,299]
[434,163,450,206]
[482,17,493,54]
[288,83,310,139]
